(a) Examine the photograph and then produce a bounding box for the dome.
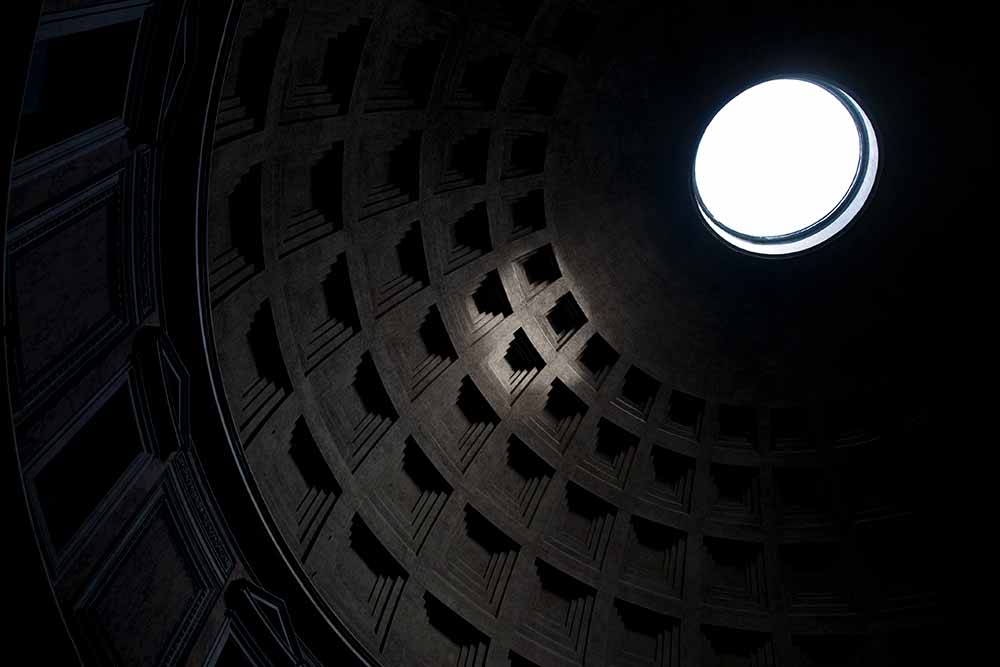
[5,1,983,665]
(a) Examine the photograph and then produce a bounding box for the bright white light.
[695,79,873,252]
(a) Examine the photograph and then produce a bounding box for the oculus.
[694,78,877,256]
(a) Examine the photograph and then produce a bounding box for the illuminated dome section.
[694,78,878,255]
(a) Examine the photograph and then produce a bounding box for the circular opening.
[694,78,878,256]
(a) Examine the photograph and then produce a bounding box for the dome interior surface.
[3,0,983,665]
[204,1,957,664]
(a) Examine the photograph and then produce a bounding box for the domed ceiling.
[196,1,966,665]
[6,0,984,663]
